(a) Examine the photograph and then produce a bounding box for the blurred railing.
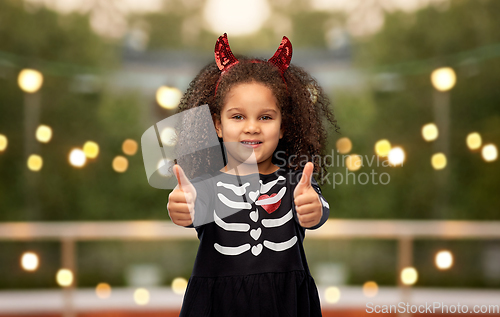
[1,220,500,317]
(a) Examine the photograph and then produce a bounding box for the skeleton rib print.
[213,175,298,256]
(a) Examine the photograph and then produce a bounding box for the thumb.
[295,162,314,195]
[174,164,190,191]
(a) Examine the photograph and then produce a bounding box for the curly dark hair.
[174,55,340,184]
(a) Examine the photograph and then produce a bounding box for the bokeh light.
[56,269,73,287]
[435,250,453,270]
[324,286,341,304]
[133,288,150,305]
[95,283,112,299]
[431,67,456,91]
[375,139,391,156]
[18,69,44,93]
[336,137,352,154]
[431,153,447,170]
[345,154,362,171]
[171,277,188,295]
[0,134,8,152]
[422,123,438,141]
[122,139,138,155]
[69,149,86,167]
[203,0,270,36]
[482,144,497,162]
[112,156,128,172]
[388,147,405,166]
[466,132,482,150]
[21,252,39,271]
[83,141,99,159]
[157,159,174,177]
[401,267,418,285]
[27,154,43,171]
[35,125,52,143]
[362,281,378,298]
[156,86,181,109]
[160,127,177,147]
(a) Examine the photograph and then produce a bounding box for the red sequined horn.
[268,36,292,75]
[214,33,239,72]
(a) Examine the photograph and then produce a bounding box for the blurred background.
[0,0,499,316]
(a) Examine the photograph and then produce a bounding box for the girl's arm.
[306,176,330,230]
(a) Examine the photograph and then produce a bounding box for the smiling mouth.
[241,141,262,145]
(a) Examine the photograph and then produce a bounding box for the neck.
[221,157,279,176]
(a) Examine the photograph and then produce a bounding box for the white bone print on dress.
[217,181,250,195]
[259,176,286,193]
[217,193,252,210]
[213,176,297,257]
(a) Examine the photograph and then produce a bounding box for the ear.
[214,115,223,138]
[279,125,284,139]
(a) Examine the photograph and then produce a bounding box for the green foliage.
[337,0,500,220]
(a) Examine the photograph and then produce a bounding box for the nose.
[243,118,260,134]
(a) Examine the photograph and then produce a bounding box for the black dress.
[177,167,330,317]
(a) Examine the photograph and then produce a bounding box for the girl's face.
[215,81,284,173]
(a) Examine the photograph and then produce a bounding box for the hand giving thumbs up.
[167,164,197,227]
[293,162,322,228]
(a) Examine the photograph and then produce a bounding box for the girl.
[167,33,340,316]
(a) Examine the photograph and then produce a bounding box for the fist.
[293,162,322,228]
[167,164,197,227]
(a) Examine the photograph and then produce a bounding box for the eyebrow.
[225,107,278,114]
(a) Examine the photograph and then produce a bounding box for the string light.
[112,156,128,172]
[435,250,453,270]
[400,267,418,285]
[156,86,181,109]
[324,286,341,304]
[363,281,378,297]
[431,67,456,91]
[122,139,138,155]
[422,123,438,141]
[431,153,447,170]
[83,141,99,159]
[336,137,352,154]
[388,147,405,166]
[482,144,497,162]
[375,139,391,156]
[134,288,150,305]
[345,154,362,171]
[171,277,188,295]
[56,269,73,287]
[95,283,112,299]
[18,69,43,93]
[21,252,39,271]
[160,127,177,147]
[466,132,482,150]
[69,149,86,167]
[27,154,43,171]
[0,134,8,152]
[35,125,52,143]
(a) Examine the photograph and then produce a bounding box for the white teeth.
[242,141,260,144]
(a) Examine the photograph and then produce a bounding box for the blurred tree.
[0,0,166,221]
[339,0,500,220]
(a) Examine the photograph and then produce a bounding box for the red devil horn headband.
[214,33,293,95]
